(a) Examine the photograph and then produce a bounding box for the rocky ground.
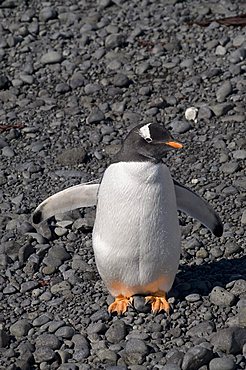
[0,0,246,369]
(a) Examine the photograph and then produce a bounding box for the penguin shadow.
[170,255,246,299]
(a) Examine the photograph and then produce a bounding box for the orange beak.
[165,141,183,149]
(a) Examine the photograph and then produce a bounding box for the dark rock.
[105,320,127,343]
[35,333,61,350]
[210,327,246,354]
[181,345,214,370]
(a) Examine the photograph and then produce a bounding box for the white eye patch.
[139,123,152,142]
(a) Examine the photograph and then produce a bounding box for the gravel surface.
[0,0,245,369]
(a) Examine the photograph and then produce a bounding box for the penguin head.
[117,123,183,162]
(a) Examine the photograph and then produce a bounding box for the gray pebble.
[56,82,70,94]
[112,73,130,87]
[41,51,63,65]
[211,327,246,354]
[216,81,233,103]
[241,210,246,225]
[105,33,125,49]
[97,348,117,364]
[105,320,127,343]
[86,108,105,124]
[215,45,227,56]
[84,83,101,94]
[10,319,32,337]
[185,293,201,302]
[232,150,246,160]
[181,345,213,370]
[34,346,56,363]
[221,162,239,174]
[55,325,75,339]
[39,7,57,22]
[210,103,234,117]
[2,146,15,157]
[209,357,236,370]
[33,314,51,327]
[20,281,39,293]
[210,286,236,306]
[50,281,71,294]
[36,333,61,349]
[229,48,246,64]
[162,365,181,370]
[170,120,192,134]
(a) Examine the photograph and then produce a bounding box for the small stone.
[70,72,84,89]
[33,314,51,327]
[41,51,63,65]
[20,281,39,293]
[181,345,213,370]
[210,286,236,306]
[210,327,246,354]
[210,103,233,117]
[55,326,75,339]
[86,108,105,124]
[185,107,198,122]
[112,74,130,87]
[232,150,246,160]
[2,146,15,157]
[36,333,61,349]
[39,7,57,22]
[224,242,241,256]
[84,83,101,94]
[105,33,125,49]
[241,211,246,225]
[34,347,56,363]
[231,280,246,296]
[97,349,117,364]
[216,81,233,103]
[54,227,68,237]
[185,293,201,302]
[0,328,10,347]
[162,365,182,370]
[50,281,71,294]
[170,120,192,134]
[238,307,246,328]
[209,357,236,370]
[187,321,215,338]
[221,162,239,174]
[56,83,70,94]
[105,320,127,343]
[10,319,32,337]
[233,35,245,47]
[215,45,227,56]
[229,48,246,64]
[19,73,34,85]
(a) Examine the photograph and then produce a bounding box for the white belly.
[92,161,181,297]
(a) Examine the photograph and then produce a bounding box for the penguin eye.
[145,137,152,143]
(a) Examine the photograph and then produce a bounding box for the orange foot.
[145,294,170,314]
[108,295,133,315]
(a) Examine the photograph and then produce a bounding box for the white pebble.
[185,107,198,122]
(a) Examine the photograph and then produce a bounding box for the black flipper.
[173,179,223,237]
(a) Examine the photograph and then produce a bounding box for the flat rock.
[41,51,63,64]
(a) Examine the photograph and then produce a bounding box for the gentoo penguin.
[33,123,223,314]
